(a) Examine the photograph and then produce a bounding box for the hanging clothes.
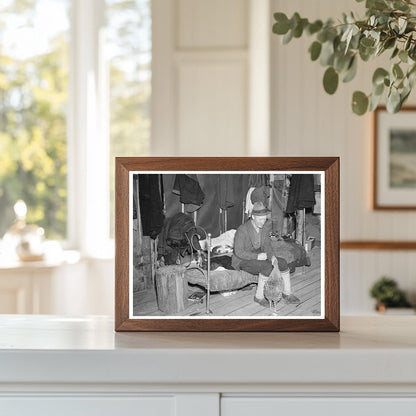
[248,174,268,187]
[139,174,165,239]
[271,174,289,235]
[218,174,238,209]
[133,175,143,257]
[172,174,205,212]
[286,174,315,213]
[250,185,270,207]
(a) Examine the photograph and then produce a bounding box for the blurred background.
[0,0,415,316]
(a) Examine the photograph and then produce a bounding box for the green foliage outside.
[0,2,69,238]
[273,0,416,115]
[0,0,151,240]
[107,0,151,237]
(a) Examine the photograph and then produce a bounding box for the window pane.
[106,0,151,237]
[0,0,70,239]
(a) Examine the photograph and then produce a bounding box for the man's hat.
[251,201,270,216]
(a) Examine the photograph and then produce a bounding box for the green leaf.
[307,20,323,35]
[383,37,396,50]
[342,56,358,83]
[282,29,293,44]
[366,0,388,10]
[400,87,411,106]
[290,12,301,30]
[292,18,308,38]
[399,49,408,63]
[323,67,339,94]
[359,44,375,61]
[374,82,385,96]
[273,13,290,35]
[398,17,407,34]
[386,87,401,113]
[393,63,404,79]
[391,47,399,59]
[352,91,369,115]
[360,37,375,48]
[369,92,383,111]
[372,68,389,86]
[334,52,352,73]
[405,34,413,51]
[309,41,322,61]
[320,40,335,66]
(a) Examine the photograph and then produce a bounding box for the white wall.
[55,0,415,317]
[271,0,416,313]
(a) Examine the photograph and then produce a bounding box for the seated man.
[232,201,300,306]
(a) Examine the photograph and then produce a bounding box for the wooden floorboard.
[133,245,322,318]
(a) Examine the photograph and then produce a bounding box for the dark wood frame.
[340,241,416,250]
[373,106,416,210]
[115,157,340,332]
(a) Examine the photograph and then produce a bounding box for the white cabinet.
[1,316,416,415]
[1,397,175,416]
[222,398,416,416]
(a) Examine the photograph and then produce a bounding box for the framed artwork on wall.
[115,157,339,332]
[374,106,416,210]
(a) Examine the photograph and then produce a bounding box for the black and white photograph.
[130,172,324,318]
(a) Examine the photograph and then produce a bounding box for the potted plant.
[369,276,413,312]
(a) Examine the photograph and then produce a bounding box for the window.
[0,0,70,239]
[0,0,151,253]
[106,0,151,237]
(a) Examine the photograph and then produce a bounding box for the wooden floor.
[133,245,321,317]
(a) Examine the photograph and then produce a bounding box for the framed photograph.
[374,106,416,209]
[115,157,339,331]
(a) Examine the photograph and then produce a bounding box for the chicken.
[264,267,285,314]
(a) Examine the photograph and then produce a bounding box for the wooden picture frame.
[373,106,416,210]
[115,157,339,332]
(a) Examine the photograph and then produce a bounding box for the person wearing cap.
[232,201,300,307]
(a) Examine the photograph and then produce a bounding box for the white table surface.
[0,315,415,387]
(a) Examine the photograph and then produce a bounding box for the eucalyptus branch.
[272,0,416,115]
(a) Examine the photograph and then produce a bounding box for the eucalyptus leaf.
[383,37,396,50]
[307,20,323,35]
[273,13,290,35]
[386,87,401,112]
[366,0,388,10]
[323,67,339,94]
[282,29,293,44]
[372,68,389,86]
[293,18,308,38]
[393,63,404,79]
[352,91,369,115]
[320,40,335,66]
[360,37,375,48]
[399,49,408,63]
[369,92,383,111]
[391,47,399,59]
[334,52,352,72]
[398,17,407,34]
[342,56,358,82]
[374,82,385,96]
[405,34,413,51]
[309,41,322,61]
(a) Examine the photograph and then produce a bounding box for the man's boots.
[282,270,300,304]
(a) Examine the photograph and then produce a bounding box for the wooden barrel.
[155,265,188,314]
